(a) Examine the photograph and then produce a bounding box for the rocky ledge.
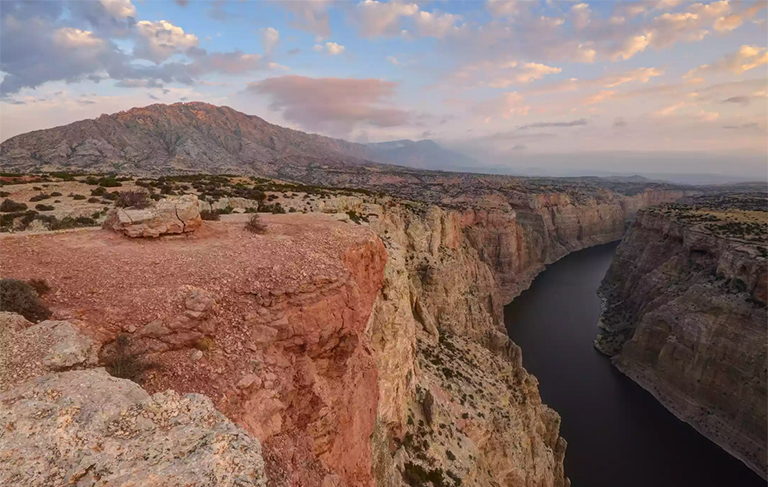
[595,194,767,478]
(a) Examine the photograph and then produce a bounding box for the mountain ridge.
[0,101,472,177]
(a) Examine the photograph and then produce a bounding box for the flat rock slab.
[0,369,267,487]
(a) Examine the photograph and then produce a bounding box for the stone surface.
[103,194,202,237]
[0,317,99,392]
[596,207,767,479]
[0,368,267,487]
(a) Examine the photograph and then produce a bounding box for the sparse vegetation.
[245,213,267,234]
[115,190,150,209]
[200,210,220,221]
[194,336,215,351]
[27,278,51,296]
[103,333,157,384]
[35,204,54,211]
[0,199,27,212]
[0,278,52,322]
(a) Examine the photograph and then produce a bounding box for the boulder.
[0,369,267,487]
[0,317,99,392]
[103,194,202,238]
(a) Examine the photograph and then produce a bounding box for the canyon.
[595,195,767,479]
[0,170,692,486]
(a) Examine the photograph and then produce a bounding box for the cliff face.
[0,176,687,486]
[360,187,687,486]
[595,207,767,478]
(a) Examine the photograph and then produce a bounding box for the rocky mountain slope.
[595,193,768,479]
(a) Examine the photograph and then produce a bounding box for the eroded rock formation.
[595,201,767,478]
[103,194,202,237]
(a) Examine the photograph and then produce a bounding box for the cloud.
[473,91,532,119]
[613,117,627,128]
[686,45,768,78]
[260,27,279,55]
[313,42,345,55]
[282,0,332,39]
[653,101,686,117]
[511,144,527,150]
[723,123,760,130]
[246,75,409,132]
[355,0,419,37]
[414,10,462,38]
[326,42,345,55]
[518,119,588,130]
[582,90,615,105]
[386,56,400,65]
[451,59,561,89]
[135,20,198,63]
[722,95,751,105]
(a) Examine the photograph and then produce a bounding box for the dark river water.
[504,242,764,487]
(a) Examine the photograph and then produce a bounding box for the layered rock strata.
[595,206,767,478]
[0,185,685,486]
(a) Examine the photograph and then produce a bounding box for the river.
[504,242,764,487]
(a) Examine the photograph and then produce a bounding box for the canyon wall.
[0,184,687,486]
[355,188,689,486]
[595,210,767,479]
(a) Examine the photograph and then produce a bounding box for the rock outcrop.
[0,369,267,487]
[103,194,202,237]
[595,200,767,478]
[0,315,99,392]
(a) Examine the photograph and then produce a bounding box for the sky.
[0,0,766,178]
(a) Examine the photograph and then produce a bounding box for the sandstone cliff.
[0,175,687,486]
[595,198,767,479]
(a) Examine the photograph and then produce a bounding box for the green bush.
[71,194,87,200]
[200,210,220,221]
[90,187,106,196]
[0,279,52,322]
[98,177,122,187]
[34,204,54,211]
[115,191,150,209]
[0,199,27,212]
[50,191,62,197]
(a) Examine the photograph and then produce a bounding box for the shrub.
[98,177,122,187]
[245,214,267,234]
[102,191,119,201]
[27,278,51,296]
[84,176,99,185]
[72,194,87,200]
[0,199,27,212]
[115,191,150,209]
[217,206,233,215]
[194,337,215,351]
[0,279,52,322]
[104,334,157,384]
[50,191,62,197]
[0,191,10,197]
[90,187,106,196]
[200,210,220,221]
[87,197,100,203]
[35,204,54,211]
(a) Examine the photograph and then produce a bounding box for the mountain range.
[0,102,476,177]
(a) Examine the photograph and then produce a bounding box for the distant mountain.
[0,102,396,177]
[364,139,479,171]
